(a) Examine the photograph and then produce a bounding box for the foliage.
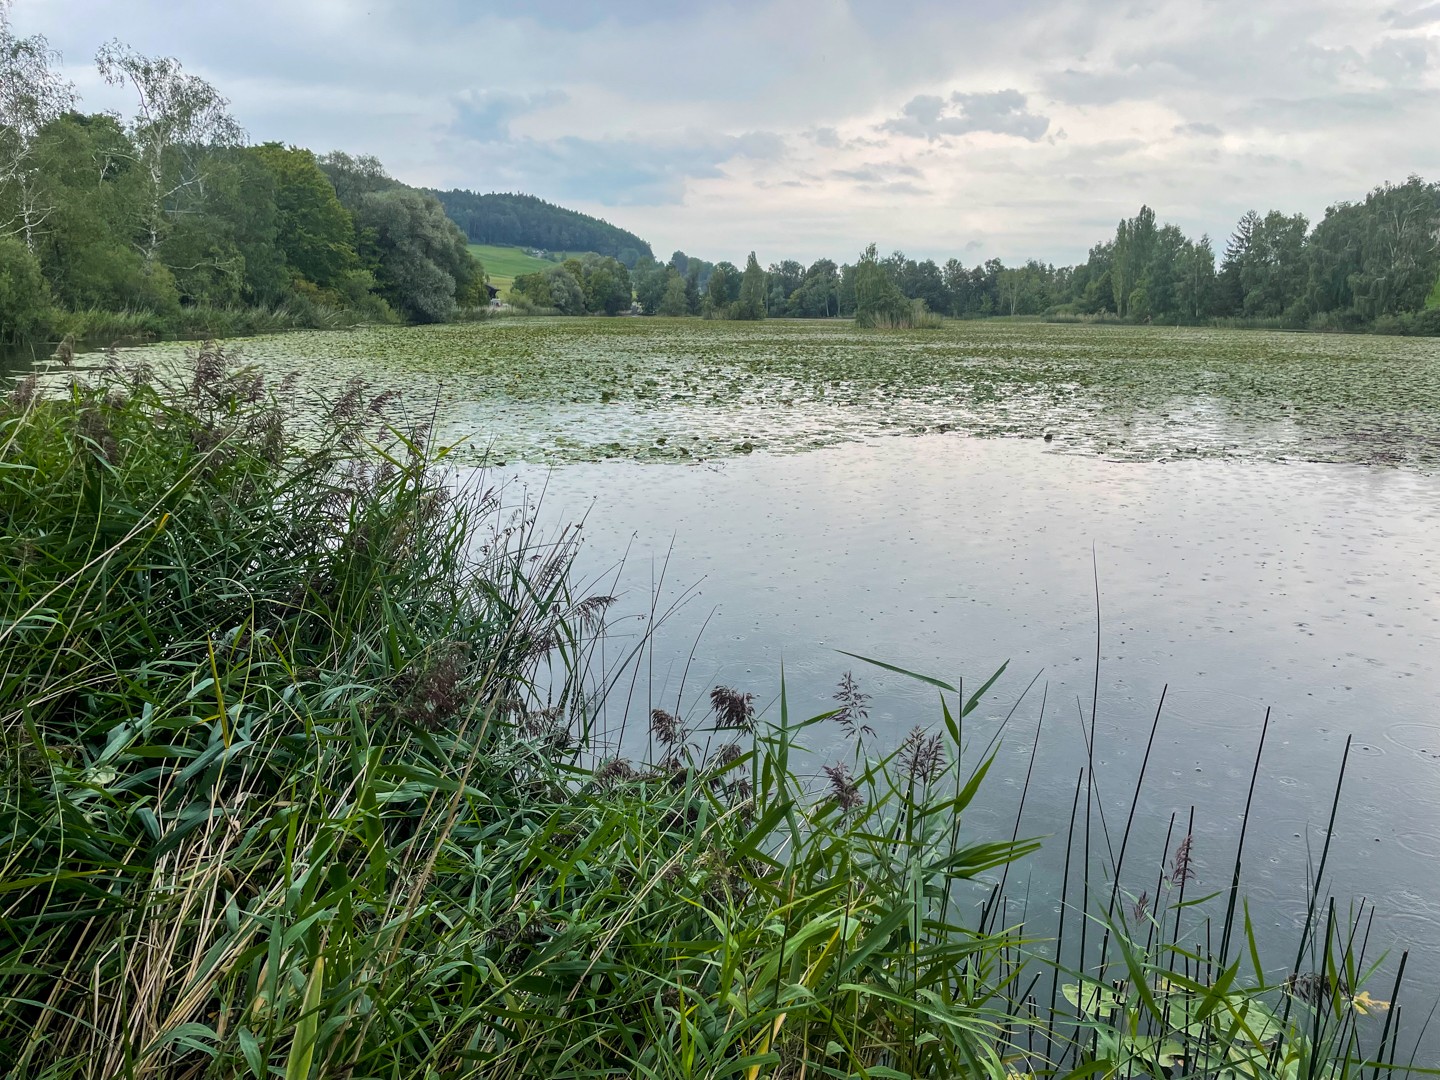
[431,189,653,264]
[0,3,75,253]
[0,29,497,339]
[0,233,51,339]
[677,181,1436,335]
[250,143,357,291]
[101,318,1440,470]
[350,187,478,323]
[95,40,246,272]
[734,251,768,320]
[854,243,920,328]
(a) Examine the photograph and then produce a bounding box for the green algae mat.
[109,317,1440,468]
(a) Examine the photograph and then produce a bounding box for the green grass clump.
[0,350,1427,1078]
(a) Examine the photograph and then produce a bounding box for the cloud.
[880,89,1050,141]
[858,180,930,197]
[451,129,789,206]
[12,0,1440,265]
[832,162,923,182]
[450,90,567,142]
[1173,121,1223,137]
[1367,35,1434,81]
[1383,2,1440,28]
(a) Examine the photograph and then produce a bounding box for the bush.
[0,237,54,341]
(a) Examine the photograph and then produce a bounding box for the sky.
[11,0,1440,265]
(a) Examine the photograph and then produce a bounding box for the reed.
[0,349,1429,1077]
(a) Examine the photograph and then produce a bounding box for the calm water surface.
[500,433,1440,1017]
[25,321,1440,1048]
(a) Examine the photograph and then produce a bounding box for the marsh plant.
[0,349,1427,1078]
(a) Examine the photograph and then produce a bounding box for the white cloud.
[10,0,1439,264]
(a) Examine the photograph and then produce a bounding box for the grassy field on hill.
[469,243,590,292]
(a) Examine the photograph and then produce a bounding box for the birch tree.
[95,40,244,272]
[0,0,75,251]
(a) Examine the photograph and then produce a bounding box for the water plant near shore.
[67,318,1440,470]
[0,351,1428,1077]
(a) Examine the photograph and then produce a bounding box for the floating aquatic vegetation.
[97,318,1440,469]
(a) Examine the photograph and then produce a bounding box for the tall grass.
[45,300,379,349]
[859,298,945,330]
[0,349,1430,1078]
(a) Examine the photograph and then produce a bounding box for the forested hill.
[430,191,654,265]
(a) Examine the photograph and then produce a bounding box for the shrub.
[0,236,54,341]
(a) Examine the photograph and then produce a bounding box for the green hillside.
[435,190,653,264]
[470,244,589,292]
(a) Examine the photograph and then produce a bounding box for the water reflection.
[495,434,1440,1035]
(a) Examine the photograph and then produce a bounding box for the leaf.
[284,955,325,1080]
[962,660,1009,717]
[835,650,957,693]
[1350,989,1391,1014]
[1062,978,1127,1017]
[237,1027,265,1078]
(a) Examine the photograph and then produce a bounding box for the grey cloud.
[881,89,1050,141]
[731,131,789,159]
[451,129,789,206]
[1174,121,1223,137]
[1044,68,1144,107]
[809,127,843,148]
[832,162,924,184]
[859,180,930,197]
[1383,2,1440,28]
[450,90,567,142]
[833,166,886,182]
[1368,35,1433,81]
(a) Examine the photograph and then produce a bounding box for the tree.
[250,143,356,290]
[1218,210,1259,315]
[547,265,585,314]
[657,268,689,316]
[159,147,282,307]
[352,187,476,322]
[1176,234,1217,320]
[31,111,176,314]
[792,258,839,317]
[1356,177,1440,317]
[1240,210,1308,317]
[570,253,632,314]
[96,41,245,273]
[1111,206,1157,317]
[632,256,669,314]
[734,251,767,320]
[318,151,395,205]
[0,4,75,252]
[0,233,51,339]
[684,268,702,314]
[705,261,738,315]
[853,243,911,327]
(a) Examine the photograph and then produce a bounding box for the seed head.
[823,762,863,814]
[710,686,755,732]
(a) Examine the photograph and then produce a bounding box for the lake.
[31,316,1440,1043]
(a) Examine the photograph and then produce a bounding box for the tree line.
[0,13,484,342]
[620,178,1440,335]
[430,190,653,266]
[4,6,1436,342]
